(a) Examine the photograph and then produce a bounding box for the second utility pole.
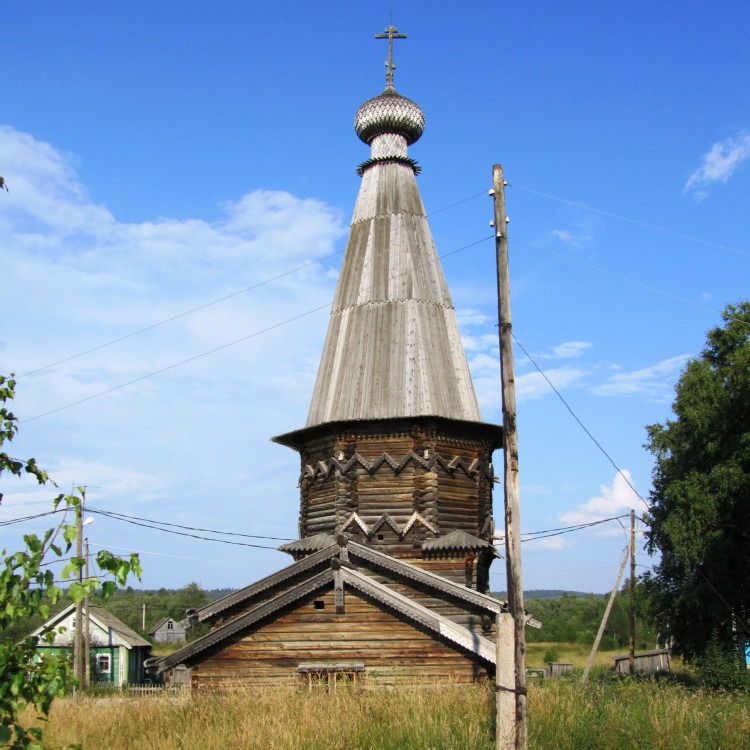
[493,163,527,750]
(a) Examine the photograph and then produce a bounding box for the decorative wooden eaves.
[421,529,495,553]
[159,569,335,672]
[158,558,499,674]
[300,450,494,485]
[337,511,438,540]
[341,567,496,663]
[192,537,508,627]
[346,541,507,614]
[195,545,340,621]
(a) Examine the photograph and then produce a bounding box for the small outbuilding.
[613,649,670,675]
[148,616,187,644]
[29,603,151,686]
[543,661,573,678]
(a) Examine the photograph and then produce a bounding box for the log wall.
[190,588,490,688]
[291,418,499,585]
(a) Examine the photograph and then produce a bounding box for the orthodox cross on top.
[375,24,407,89]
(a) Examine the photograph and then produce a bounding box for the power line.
[86,506,294,542]
[22,234,493,423]
[83,512,280,550]
[509,235,750,332]
[512,184,750,258]
[0,508,66,526]
[17,191,487,382]
[89,541,247,566]
[511,333,651,512]
[16,251,341,380]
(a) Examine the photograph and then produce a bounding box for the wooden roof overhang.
[345,541,506,613]
[194,538,507,626]
[158,562,498,673]
[29,603,151,649]
[272,415,502,454]
[195,544,341,621]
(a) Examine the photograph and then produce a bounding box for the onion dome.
[354,86,425,145]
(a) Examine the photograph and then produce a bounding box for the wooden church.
[158,27,508,687]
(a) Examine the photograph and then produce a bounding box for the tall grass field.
[31,677,750,750]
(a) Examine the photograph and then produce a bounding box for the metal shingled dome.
[354,87,425,145]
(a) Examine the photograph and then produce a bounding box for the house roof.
[148,616,185,635]
[30,603,150,649]
[148,616,171,634]
[158,539,510,672]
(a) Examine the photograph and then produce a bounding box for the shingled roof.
[158,539,503,673]
[304,88,481,428]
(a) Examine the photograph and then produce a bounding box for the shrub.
[698,633,749,692]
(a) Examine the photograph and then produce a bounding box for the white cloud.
[551,228,592,248]
[525,536,570,551]
[593,355,688,399]
[550,341,592,359]
[559,471,640,532]
[455,308,492,327]
[685,131,750,197]
[461,333,498,353]
[515,366,587,401]
[0,126,347,586]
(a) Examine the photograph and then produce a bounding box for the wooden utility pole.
[74,506,84,687]
[492,164,527,750]
[581,543,630,683]
[84,537,91,688]
[629,509,636,674]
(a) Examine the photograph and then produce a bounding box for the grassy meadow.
[29,653,750,750]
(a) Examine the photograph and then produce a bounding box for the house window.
[167,620,174,630]
[96,654,111,674]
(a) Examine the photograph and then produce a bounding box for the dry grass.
[36,684,494,750]
[28,678,750,750]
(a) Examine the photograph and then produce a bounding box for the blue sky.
[1,2,748,595]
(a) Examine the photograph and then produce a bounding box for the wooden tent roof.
[303,100,481,428]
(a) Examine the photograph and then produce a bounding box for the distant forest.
[6,583,657,651]
[493,586,657,651]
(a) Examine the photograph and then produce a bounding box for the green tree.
[642,301,750,668]
[0,374,141,748]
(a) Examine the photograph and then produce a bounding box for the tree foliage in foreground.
[0,374,141,749]
[642,301,750,668]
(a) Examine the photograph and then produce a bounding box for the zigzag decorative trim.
[301,450,493,485]
[339,511,439,540]
[356,155,422,176]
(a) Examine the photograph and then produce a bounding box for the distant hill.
[492,589,606,600]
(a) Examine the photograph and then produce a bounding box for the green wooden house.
[29,603,151,686]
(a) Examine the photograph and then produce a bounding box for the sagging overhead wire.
[512,184,750,258]
[22,234,494,424]
[86,506,294,542]
[493,514,633,545]
[511,332,651,512]
[17,191,488,382]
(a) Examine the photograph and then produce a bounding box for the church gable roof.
[190,538,506,627]
[158,562,497,673]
